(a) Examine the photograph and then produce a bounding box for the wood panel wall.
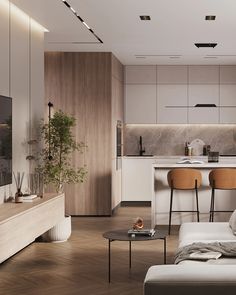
[45,52,114,215]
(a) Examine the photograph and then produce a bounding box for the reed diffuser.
[13,172,24,203]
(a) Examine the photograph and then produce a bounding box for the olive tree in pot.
[38,110,87,242]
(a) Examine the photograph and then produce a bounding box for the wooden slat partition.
[45,52,121,215]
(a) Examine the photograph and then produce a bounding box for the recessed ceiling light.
[195,43,218,48]
[140,15,151,21]
[169,56,181,59]
[136,56,146,59]
[205,15,216,21]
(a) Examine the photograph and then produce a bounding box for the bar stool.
[209,168,236,222]
[167,168,202,235]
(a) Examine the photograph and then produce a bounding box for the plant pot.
[42,215,71,243]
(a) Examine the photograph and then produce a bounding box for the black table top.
[103,229,168,241]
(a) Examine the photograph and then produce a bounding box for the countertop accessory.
[190,139,205,156]
[139,136,146,156]
[208,152,219,163]
[203,145,211,156]
[13,172,25,203]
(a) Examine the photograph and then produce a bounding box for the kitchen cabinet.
[122,158,155,201]
[125,65,156,84]
[220,85,236,123]
[157,66,188,84]
[125,84,156,123]
[189,66,219,84]
[157,85,188,123]
[188,85,219,124]
[220,66,236,84]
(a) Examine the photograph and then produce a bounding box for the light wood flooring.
[0,206,179,295]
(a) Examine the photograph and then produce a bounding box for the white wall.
[0,0,44,203]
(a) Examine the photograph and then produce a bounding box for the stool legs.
[195,187,200,222]
[168,188,173,235]
[168,185,200,235]
[209,188,215,222]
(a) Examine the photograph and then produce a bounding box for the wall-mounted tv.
[0,95,12,187]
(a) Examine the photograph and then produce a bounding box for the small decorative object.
[42,215,71,243]
[13,172,24,203]
[208,151,219,163]
[133,217,144,230]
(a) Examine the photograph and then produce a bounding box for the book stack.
[128,229,156,236]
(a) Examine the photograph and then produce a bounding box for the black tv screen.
[0,95,12,186]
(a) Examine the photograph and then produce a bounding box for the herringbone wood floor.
[0,206,179,295]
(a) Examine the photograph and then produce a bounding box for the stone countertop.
[152,159,236,169]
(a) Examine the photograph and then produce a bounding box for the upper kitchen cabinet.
[157,85,188,123]
[188,85,219,123]
[189,66,219,84]
[220,66,236,84]
[125,65,156,84]
[125,84,156,123]
[157,66,188,84]
[220,85,236,123]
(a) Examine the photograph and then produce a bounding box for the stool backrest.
[167,168,202,190]
[209,169,236,189]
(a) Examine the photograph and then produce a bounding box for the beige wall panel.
[0,0,9,96]
[10,3,30,192]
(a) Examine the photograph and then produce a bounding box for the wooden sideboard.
[0,193,65,263]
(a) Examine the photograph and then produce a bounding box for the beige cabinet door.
[189,66,219,84]
[125,84,157,123]
[220,66,236,84]
[157,66,188,84]
[122,158,154,201]
[157,85,188,123]
[125,65,156,84]
[220,85,236,123]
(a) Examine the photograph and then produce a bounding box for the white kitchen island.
[152,158,236,227]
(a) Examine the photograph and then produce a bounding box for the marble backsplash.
[124,125,236,156]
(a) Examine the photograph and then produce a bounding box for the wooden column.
[45,52,117,215]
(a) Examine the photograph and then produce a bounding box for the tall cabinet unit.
[111,56,124,210]
[45,52,124,216]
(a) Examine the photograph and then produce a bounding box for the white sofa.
[144,222,236,295]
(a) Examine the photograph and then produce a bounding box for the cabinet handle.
[194,104,217,107]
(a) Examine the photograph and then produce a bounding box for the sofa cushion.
[144,265,236,295]
[179,222,236,248]
[229,210,236,234]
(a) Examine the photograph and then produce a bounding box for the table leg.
[108,239,111,283]
[163,237,166,264]
[129,241,132,268]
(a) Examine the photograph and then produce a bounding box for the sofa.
[144,221,236,295]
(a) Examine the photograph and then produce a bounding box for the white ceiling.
[11,0,236,65]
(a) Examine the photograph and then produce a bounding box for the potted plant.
[38,110,87,242]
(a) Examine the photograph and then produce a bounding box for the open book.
[190,251,222,260]
[177,159,204,164]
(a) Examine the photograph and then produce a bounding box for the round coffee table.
[103,229,168,282]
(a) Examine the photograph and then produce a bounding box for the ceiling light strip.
[61,0,103,44]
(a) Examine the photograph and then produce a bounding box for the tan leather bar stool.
[209,168,236,222]
[167,168,202,235]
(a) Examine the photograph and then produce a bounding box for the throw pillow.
[229,210,236,234]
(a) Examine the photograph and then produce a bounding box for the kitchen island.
[152,158,236,227]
